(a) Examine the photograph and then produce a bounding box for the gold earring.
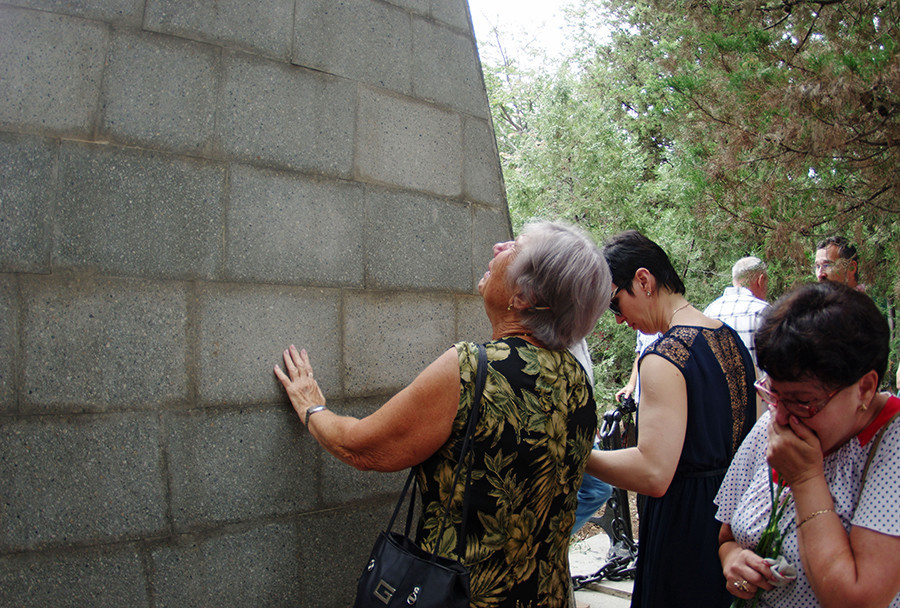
[507,304,513,311]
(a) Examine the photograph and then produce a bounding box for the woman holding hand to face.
[716,282,900,607]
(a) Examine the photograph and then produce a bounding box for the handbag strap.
[384,343,489,561]
[436,343,487,559]
[859,410,900,493]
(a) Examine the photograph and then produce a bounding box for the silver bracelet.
[304,405,327,426]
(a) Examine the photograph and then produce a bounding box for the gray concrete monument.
[0,1,510,606]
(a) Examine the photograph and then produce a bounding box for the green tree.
[480,0,900,393]
[600,0,900,374]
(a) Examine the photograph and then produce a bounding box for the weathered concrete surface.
[0,1,508,606]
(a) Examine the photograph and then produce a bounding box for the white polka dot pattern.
[715,405,900,607]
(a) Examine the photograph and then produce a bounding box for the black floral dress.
[415,338,597,608]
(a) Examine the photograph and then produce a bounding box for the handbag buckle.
[407,586,420,605]
[374,579,396,604]
[367,558,375,572]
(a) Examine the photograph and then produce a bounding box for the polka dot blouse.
[715,397,900,607]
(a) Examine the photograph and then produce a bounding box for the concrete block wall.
[0,1,511,606]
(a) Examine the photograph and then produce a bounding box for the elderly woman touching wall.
[716,282,900,607]
[275,221,611,607]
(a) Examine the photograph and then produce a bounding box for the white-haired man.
[703,256,769,370]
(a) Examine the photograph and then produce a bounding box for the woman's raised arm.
[585,354,687,497]
[275,345,461,472]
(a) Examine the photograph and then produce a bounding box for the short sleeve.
[640,329,693,373]
[715,413,770,524]
[852,420,900,536]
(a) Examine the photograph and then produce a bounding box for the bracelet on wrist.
[797,508,835,529]
[304,405,327,426]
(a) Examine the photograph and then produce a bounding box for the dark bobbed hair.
[509,221,611,350]
[602,230,685,296]
[755,282,889,388]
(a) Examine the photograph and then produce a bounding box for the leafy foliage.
[480,0,899,398]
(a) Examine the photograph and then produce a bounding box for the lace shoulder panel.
[642,326,700,370]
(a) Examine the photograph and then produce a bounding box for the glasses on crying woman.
[753,374,845,419]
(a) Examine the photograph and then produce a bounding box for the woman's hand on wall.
[274,345,326,423]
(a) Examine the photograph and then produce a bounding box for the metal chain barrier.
[572,396,639,591]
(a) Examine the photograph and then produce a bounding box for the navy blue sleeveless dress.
[631,324,755,608]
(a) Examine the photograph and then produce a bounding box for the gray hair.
[508,220,611,350]
[732,256,766,286]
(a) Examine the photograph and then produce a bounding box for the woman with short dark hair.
[275,220,611,607]
[716,282,900,607]
[586,229,756,608]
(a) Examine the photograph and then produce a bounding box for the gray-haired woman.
[275,220,611,607]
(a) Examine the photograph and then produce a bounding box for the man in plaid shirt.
[703,256,769,372]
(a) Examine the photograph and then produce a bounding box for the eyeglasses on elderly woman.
[753,374,846,419]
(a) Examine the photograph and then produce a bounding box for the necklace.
[500,333,533,340]
[669,302,691,327]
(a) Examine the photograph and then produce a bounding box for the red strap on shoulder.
[857,395,900,445]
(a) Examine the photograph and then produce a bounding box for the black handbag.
[353,344,488,608]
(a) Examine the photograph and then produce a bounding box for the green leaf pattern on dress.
[415,339,597,607]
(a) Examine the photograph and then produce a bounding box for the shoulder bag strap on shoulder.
[860,410,900,494]
[455,344,488,555]
[431,343,487,561]
[389,344,487,539]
